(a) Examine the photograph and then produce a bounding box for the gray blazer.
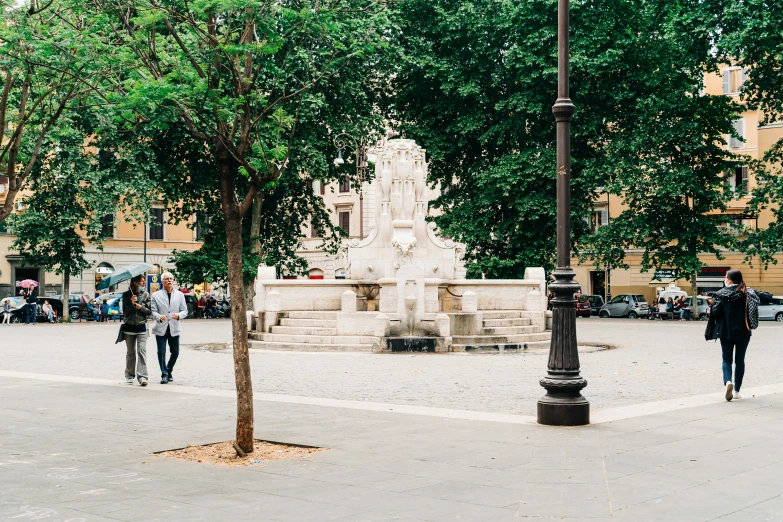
[150,289,188,337]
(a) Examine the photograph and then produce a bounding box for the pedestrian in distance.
[151,272,188,384]
[2,299,11,325]
[24,286,38,325]
[100,300,109,322]
[704,269,760,401]
[122,275,151,386]
[42,300,55,323]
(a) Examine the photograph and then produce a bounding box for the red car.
[576,295,593,318]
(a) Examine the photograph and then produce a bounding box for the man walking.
[151,272,188,384]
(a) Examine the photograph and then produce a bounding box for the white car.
[759,295,783,322]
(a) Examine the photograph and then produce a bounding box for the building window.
[339,211,350,235]
[149,208,165,240]
[194,213,209,241]
[729,119,745,149]
[100,214,114,238]
[722,68,747,95]
[310,220,320,238]
[320,181,326,196]
[728,166,749,193]
[588,209,609,232]
[339,178,351,193]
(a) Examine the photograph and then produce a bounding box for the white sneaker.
[732,390,741,400]
[125,377,134,384]
[725,381,734,401]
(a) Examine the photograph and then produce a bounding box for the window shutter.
[320,181,325,196]
[601,209,609,226]
[730,119,744,148]
[339,212,350,235]
[722,70,731,94]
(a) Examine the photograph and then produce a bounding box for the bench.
[653,311,674,320]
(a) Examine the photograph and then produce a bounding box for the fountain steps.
[279,318,338,327]
[249,341,373,352]
[452,333,551,345]
[453,340,551,352]
[481,326,538,335]
[287,311,339,320]
[482,318,530,327]
[481,311,529,320]
[270,326,339,336]
[249,332,374,344]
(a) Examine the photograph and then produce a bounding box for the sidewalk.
[2,372,782,521]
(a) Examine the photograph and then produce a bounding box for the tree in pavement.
[578,1,757,311]
[711,0,783,265]
[7,118,99,320]
[0,1,117,222]
[86,0,388,453]
[384,0,753,283]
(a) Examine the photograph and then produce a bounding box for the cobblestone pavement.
[1,318,782,416]
[2,373,783,521]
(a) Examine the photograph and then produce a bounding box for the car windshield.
[578,295,590,303]
[634,295,647,302]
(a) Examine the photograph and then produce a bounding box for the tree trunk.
[218,150,254,454]
[62,266,70,323]
[691,269,698,321]
[245,193,265,314]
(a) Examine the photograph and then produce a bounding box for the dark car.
[52,294,92,321]
[584,295,605,316]
[576,295,593,318]
[35,297,64,322]
[184,294,199,318]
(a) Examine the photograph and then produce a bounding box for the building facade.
[573,66,783,303]
[0,191,202,297]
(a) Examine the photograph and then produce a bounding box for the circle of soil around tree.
[154,440,327,467]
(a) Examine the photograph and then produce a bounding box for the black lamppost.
[333,132,369,239]
[537,0,589,426]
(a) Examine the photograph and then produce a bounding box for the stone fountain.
[249,139,550,353]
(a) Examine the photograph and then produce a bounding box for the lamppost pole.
[537,0,589,426]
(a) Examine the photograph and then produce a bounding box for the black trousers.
[155,327,180,378]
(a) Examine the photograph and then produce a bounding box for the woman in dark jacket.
[710,269,759,401]
[122,275,152,386]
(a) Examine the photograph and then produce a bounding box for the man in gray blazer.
[150,272,188,384]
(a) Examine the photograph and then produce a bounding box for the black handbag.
[115,323,126,344]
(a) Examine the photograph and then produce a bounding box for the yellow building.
[574,66,783,302]
[0,193,202,297]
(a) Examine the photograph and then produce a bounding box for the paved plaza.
[1,319,783,520]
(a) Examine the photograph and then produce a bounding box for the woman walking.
[121,275,151,386]
[708,269,760,401]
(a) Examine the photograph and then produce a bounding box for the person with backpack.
[705,269,760,401]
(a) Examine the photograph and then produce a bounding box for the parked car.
[599,294,650,318]
[184,294,199,318]
[35,297,64,322]
[51,294,91,321]
[684,296,709,320]
[0,296,27,323]
[576,295,593,318]
[584,295,605,315]
[758,294,783,322]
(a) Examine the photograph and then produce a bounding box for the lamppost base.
[537,394,589,426]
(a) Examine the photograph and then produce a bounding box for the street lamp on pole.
[333,132,369,240]
[537,0,589,426]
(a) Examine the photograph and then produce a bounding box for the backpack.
[747,289,759,330]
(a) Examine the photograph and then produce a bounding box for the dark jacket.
[710,285,759,341]
[26,288,38,304]
[122,289,151,327]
